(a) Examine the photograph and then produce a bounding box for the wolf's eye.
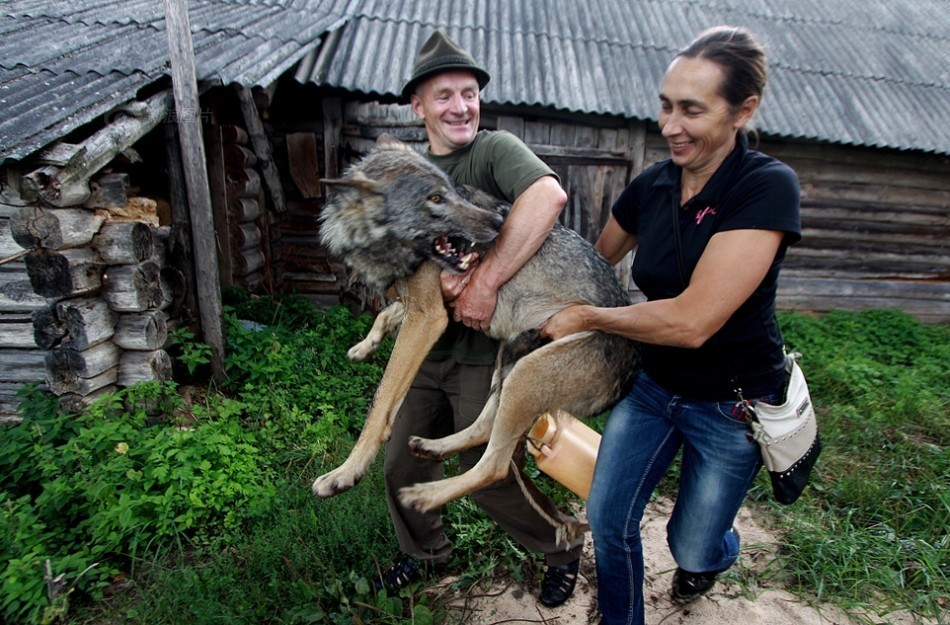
[428,194,442,204]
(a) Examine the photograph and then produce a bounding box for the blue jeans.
[589,371,771,625]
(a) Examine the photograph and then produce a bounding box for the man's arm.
[450,175,566,331]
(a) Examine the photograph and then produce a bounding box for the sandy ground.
[432,497,932,625]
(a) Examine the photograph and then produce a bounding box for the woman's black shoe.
[539,558,580,607]
[671,567,719,602]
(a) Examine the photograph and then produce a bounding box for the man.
[376,29,582,608]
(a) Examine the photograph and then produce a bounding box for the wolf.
[312,136,639,534]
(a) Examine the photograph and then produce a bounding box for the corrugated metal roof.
[301,0,950,155]
[1,0,948,166]
[0,0,350,164]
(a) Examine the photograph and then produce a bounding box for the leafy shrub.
[0,382,275,623]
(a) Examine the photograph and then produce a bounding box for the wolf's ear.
[376,133,404,148]
[321,171,386,196]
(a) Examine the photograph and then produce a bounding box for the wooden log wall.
[267,96,348,303]
[0,170,179,419]
[206,119,277,293]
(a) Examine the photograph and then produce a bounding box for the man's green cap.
[401,29,491,101]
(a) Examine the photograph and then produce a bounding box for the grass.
[3,300,947,624]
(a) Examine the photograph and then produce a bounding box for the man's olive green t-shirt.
[425,130,559,365]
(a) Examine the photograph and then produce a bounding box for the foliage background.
[0,295,946,624]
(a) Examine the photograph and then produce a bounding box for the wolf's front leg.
[347,300,405,361]
[312,263,445,498]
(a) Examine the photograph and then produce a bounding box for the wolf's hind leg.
[407,348,508,459]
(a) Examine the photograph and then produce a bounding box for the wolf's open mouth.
[434,236,478,272]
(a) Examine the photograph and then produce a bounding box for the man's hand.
[440,262,477,302]
[448,266,497,332]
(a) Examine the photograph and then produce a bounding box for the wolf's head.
[320,136,505,290]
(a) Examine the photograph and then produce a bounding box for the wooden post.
[163,0,225,382]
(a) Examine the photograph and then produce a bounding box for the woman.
[541,26,801,624]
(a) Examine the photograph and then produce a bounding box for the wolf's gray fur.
[313,137,639,531]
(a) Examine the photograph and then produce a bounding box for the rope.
[508,458,589,548]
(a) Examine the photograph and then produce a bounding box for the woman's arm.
[595,216,638,265]
[541,228,784,348]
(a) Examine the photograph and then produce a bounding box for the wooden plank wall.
[762,139,948,323]
[270,95,948,323]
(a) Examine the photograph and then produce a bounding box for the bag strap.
[668,195,758,420]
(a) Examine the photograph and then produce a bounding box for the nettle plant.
[0,381,275,624]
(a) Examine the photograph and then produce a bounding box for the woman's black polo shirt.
[611,132,801,400]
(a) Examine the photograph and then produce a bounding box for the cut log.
[233,248,264,277]
[25,248,101,298]
[226,167,261,199]
[85,173,130,208]
[93,221,154,264]
[220,124,248,145]
[101,197,160,226]
[11,206,105,250]
[0,265,55,312]
[223,144,258,168]
[59,384,117,413]
[49,367,117,397]
[0,322,38,348]
[231,197,260,221]
[160,266,185,312]
[234,223,261,250]
[33,296,117,350]
[46,341,120,395]
[101,261,164,312]
[118,349,172,387]
[31,305,64,349]
[113,311,168,350]
[0,349,48,382]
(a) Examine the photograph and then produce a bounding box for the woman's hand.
[540,305,592,340]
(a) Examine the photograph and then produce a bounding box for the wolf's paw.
[397,484,440,512]
[311,468,362,498]
[407,436,445,460]
[346,339,378,362]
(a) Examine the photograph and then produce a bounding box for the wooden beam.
[21,92,173,207]
[163,0,225,382]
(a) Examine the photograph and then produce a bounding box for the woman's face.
[658,56,756,179]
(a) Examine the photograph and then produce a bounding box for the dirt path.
[435,498,929,625]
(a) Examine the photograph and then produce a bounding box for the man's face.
[411,70,481,155]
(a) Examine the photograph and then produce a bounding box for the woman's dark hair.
[677,26,768,114]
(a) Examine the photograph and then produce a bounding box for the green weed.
[2,300,945,624]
